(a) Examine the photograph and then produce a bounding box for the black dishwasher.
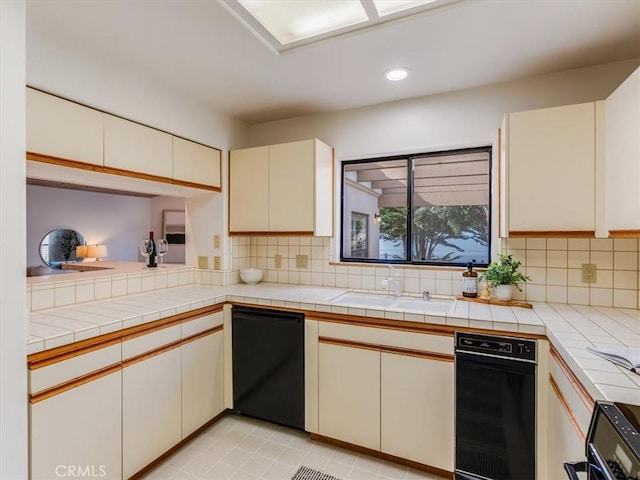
[455,332,537,480]
[232,306,305,430]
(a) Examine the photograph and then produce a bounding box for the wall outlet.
[274,254,282,269]
[213,256,221,270]
[581,263,597,283]
[198,256,209,269]
[296,254,309,269]
[213,235,220,249]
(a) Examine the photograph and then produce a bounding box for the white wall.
[249,59,640,158]
[0,1,28,477]
[27,185,153,267]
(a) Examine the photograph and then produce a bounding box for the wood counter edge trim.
[29,363,121,404]
[549,374,587,443]
[318,337,454,361]
[609,229,640,238]
[27,152,221,192]
[181,325,223,346]
[28,304,223,368]
[508,230,595,238]
[550,346,595,411]
[228,231,314,236]
[308,312,545,340]
[319,336,380,352]
[122,339,183,368]
[309,433,454,480]
[381,345,454,362]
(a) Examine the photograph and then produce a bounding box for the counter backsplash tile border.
[27,266,196,312]
[229,236,640,309]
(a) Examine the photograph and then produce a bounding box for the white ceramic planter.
[495,284,513,301]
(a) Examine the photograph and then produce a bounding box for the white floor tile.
[137,415,446,480]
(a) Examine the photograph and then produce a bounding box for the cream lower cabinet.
[547,384,586,480]
[380,351,454,471]
[122,346,182,478]
[182,329,224,438]
[318,340,381,450]
[30,370,122,480]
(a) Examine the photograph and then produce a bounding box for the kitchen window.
[341,147,491,267]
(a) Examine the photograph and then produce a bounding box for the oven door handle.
[563,461,588,480]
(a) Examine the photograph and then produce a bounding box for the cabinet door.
[182,330,224,438]
[606,67,640,234]
[381,352,454,471]
[122,347,182,479]
[547,385,585,480]
[30,370,122,480]
[173,137,221,188]
[507,103,595,234]
[318,341,380,450]
[104,114,173,179]
[229,146,269,232]
[269,140,315,232]
[26,88,104,166]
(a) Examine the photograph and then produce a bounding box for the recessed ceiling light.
[385,68,410,81]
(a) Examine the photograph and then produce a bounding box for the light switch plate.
[213,235,220,249]
[213,256,221,270]
[198,256,209,269]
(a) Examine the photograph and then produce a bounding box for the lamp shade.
[76,245,88,257]
[86,245,108,260]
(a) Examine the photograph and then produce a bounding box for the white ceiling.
[26,0,640,125]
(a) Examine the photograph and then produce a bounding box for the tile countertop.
[27,282,640,404]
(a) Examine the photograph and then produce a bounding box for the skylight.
[222,0,460,53]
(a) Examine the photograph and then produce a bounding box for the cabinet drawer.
[318,321,453,355]
[122,324,181,360]
[30,343,121,395]
[182,312,223,339]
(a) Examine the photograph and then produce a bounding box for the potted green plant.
[480,253,530,300]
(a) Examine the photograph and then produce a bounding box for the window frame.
[340,146,492,267]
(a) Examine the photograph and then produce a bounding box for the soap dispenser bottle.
[462,261,478,298]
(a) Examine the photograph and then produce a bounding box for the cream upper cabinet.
[173,136,221,189]
[26,87,104,166]
[501,102,602,237]
[380,351,454,472]
[605,67,640,237]
[104,114,173,179]
[318,341,381,450]
[229,145,270,232]
[229,138,333,235]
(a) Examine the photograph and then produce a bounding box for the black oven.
[565,401,640,480]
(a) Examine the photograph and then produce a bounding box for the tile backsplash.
[231,236,640,309]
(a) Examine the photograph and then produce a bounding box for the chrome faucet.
[380,265,402,297]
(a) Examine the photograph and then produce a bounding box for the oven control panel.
[455,332,536,362]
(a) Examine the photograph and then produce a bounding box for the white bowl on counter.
[240,268,264,285]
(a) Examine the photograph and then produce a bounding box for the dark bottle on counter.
[462,261,478,298]
[147,231,157,268]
